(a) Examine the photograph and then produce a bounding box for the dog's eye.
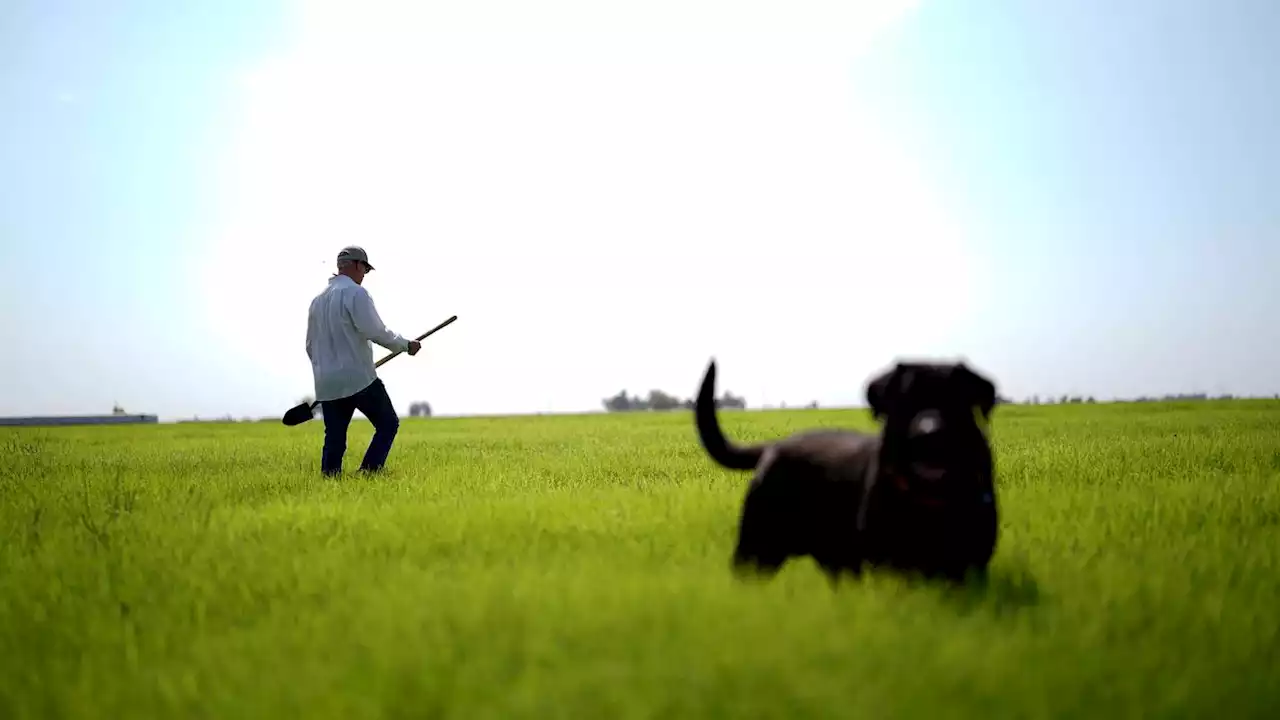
[909,411,942,436]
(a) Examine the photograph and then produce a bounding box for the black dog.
[694,358,1000,585]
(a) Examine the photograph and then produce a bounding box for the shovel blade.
[282,402,316,426]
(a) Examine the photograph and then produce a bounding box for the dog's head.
[865,361,998,503]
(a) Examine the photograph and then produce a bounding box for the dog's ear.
[955,363,997,420]
[867,364,914,420]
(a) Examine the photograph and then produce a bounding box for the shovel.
[281,314,458,426]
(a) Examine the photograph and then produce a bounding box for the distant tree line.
[760,401,821,410]
[1021,395,1096,405]
[1018,392,1247,405]
[601,388,747,412]
[160,387,1280,425]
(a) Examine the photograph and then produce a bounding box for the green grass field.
[3,401,1279,719]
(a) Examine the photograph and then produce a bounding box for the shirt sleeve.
[347,287,411,352]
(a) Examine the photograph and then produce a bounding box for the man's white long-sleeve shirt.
[306,274,411,402]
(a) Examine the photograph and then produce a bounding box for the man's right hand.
[407,340,422,356]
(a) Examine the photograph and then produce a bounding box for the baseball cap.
[336,246,375,271]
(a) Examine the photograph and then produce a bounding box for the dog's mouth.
[911,462,947,483]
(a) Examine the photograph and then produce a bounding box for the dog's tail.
[695,359,765,471]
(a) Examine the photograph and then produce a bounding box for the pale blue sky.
[3,0,1277,420]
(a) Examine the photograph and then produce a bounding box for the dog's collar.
[891,474,945,507]
[888,472,994,508]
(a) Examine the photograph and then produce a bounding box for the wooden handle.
[374,314,458,368]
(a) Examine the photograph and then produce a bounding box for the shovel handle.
[374,315,458,369]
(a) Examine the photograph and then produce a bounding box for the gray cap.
[336,246,375,271]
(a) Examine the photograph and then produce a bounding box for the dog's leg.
[819,563,844,588]
[732,527,790,579]
[816,555,863,589]
[731,550,788,580]
[730,476,792,580]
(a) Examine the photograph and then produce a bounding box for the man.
[305,246,422,476]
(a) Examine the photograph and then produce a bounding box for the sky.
[2,0,1278,421]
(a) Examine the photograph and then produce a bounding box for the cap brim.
[337,255,373,270]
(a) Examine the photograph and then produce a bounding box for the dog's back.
[694,360,880,578]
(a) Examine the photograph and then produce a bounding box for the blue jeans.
[319,378,401,475]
